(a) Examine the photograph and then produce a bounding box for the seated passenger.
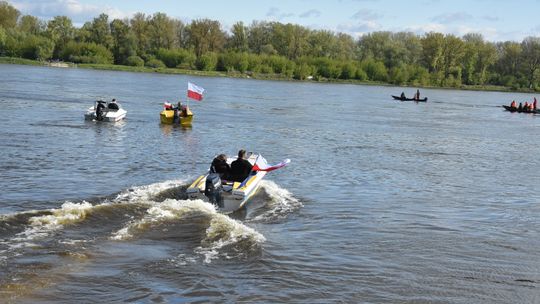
[230,149,253,182]
[108,99,119,110]
[510,100,516,108]
[400,92,406,99]
[211,154,231,180]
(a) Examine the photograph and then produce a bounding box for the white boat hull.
[84,104,127,122]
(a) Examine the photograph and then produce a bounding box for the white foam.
[196,213,266,264]
[110,199,217,240]
[110,198,265,264]
[13,201,94,243]
[113,179,187,204]
[249,180,303,222]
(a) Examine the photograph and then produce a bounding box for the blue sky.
[8,0,540,41]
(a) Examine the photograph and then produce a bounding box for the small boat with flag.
[84,99,127,122]
[160,82,204,127]
[186,153,290,213]
[160,102,194,126]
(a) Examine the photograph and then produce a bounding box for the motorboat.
[186,153,290,213]
[85,99,127,122]
[160,102,193,127]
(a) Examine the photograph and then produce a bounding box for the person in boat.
[510,100,517,108]
[415,89,420,100]
[400,92,406,99]
[108,98,119,110]
[533,97,537,110]
[211,154,231,180]
[95,100,106,120]
[524,102,529,112]
[518,102,523,111]
[230,149,253,182]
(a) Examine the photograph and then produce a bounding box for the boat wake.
[0,178,299,266]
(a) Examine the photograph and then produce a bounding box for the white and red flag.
[252,156,291,172]
[187,82,205,101]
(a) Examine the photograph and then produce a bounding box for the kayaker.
[230,149,253,182]
[211,154,231,180]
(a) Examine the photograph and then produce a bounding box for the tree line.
[1,1,540,90]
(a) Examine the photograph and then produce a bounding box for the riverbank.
[0,56,531,93]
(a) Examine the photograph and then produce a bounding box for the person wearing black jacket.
[230,150,253,182]
[211,154,231,180]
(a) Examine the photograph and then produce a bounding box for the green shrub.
[125,55,144,67]
[145,58,165,68]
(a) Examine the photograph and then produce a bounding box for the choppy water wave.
[111,198,266,263]
[247,180,303,222]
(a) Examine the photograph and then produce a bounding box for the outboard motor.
[204,173,223,207]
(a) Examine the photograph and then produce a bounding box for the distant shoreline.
[0,57,533,94]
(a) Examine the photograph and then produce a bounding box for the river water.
[0,64,539,303]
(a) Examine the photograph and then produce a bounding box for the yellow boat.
[179,107,193,127]
[160,104,194,126]
[160,109,175,124]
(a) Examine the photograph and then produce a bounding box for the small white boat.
[186,153,268,213]
[84,100,127,122]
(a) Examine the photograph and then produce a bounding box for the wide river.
[0,64,539,303]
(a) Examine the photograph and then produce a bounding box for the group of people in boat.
[508,97,537,111]
[164,101,189,117]
[211,149,253,183]
[400,89,422,100]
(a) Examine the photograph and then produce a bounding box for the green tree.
[148,12,176,50]
[421,32,444,74]
[187,19,226,58]
[229,21,248,52]
[60,41,113,64]
[110,19,136,64]
[18,15,43,35]
[0,1,19,29]
[46,16,75,58]
[130,12,149,55]
[247,21,272,54]
[88,13,113,49]
[21,34,54,60]
[520,37,540,89]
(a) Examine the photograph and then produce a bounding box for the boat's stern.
[160,110,175,124]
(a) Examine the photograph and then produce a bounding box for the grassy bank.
[0,56,530,93]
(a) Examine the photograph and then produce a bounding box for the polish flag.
[187,82,204,101]
[252,156,291,172]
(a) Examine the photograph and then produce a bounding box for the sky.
[7,0,540,42]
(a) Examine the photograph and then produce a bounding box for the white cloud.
[351,9,382,21]
[11,0,130,24]
[299,9,321,18]
[431,12,473,24]
[266,7,294,21]
[337,21,381,37]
